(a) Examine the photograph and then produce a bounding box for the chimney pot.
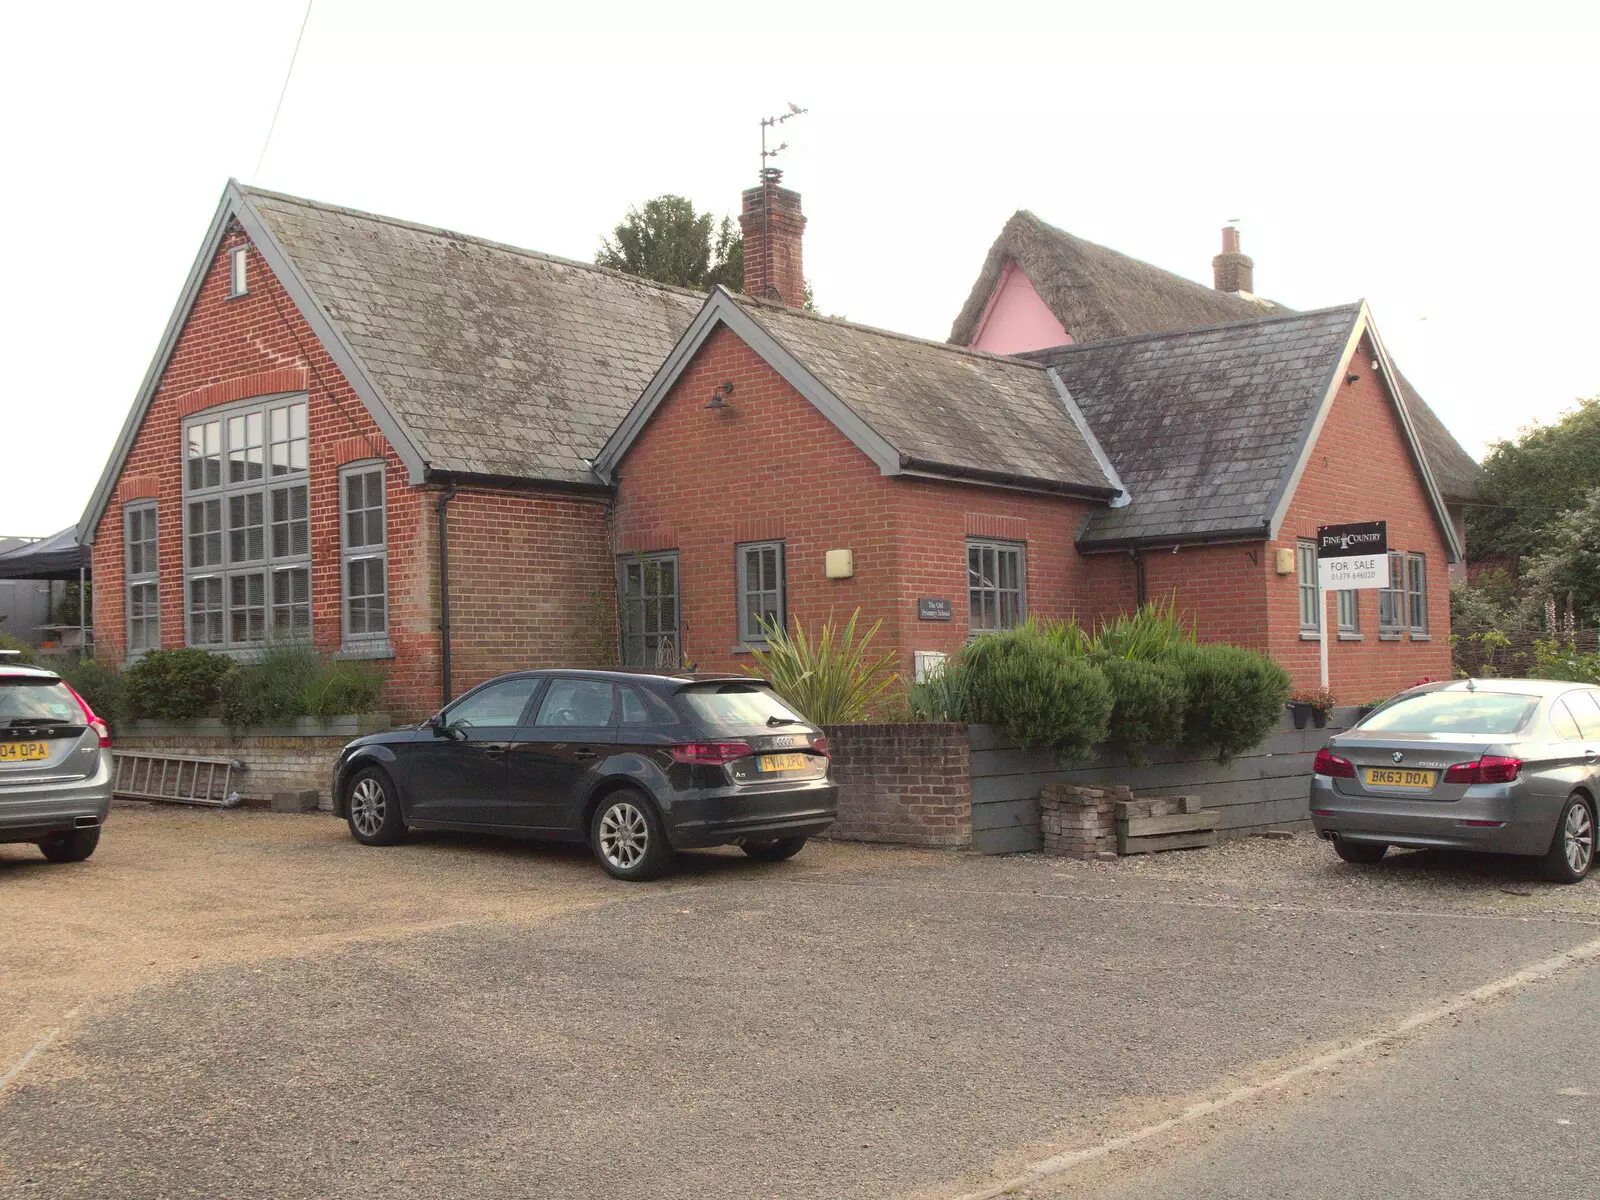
[1212,225,1254,294]
[739,170,807,307]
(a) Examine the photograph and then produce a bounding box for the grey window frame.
[1336,589,1360,639]
[618,551,680,668]
[968,538,1027,634]
[1296,540,1320,634]
[124,501,160,655]
[182,393,311,652]
[340,461,389,649]
[228,245,248,297]
[737,541,786,645]
[1378,550,1406,638]
[1407,552,1429,637]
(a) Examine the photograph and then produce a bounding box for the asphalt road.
[1075,957,1600,1199]
[3,809,1599,1199]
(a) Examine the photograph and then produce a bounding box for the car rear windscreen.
[1360,691,1540,735]
[679,683,804,730]
[0,677,82,725]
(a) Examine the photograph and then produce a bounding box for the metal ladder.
[112,752,246,807]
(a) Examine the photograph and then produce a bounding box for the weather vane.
[759,103,807,180]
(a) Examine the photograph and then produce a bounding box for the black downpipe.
[1131,549,1147,607]
[436,483,458,707]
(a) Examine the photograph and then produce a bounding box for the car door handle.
[481,747,507,758]
[572,748,598,760]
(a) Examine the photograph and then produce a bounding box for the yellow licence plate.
[0,741,50,762]
[1364,767,1437,789]
[757,753,808,772]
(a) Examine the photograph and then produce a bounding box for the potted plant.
[1288,687,1337,729]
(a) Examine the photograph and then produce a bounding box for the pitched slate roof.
[952,210,1481,502]
[242,186,702,485]
[596,289,1119,498]
[1023,306,1367,546]
[732,297,1114,493]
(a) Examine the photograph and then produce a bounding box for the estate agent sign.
[1316,521,1388,590]
[1313,521,1388,687]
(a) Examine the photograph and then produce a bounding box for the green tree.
[1522,485,1600,624]
[1468,395,1600,560]
[596,195,743,292]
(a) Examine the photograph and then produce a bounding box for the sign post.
[1314,521,1388,689]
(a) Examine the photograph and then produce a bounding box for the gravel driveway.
[3,805,1596,1198]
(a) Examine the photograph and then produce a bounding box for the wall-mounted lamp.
[1346,372,1360,385]
[705,381,734,411]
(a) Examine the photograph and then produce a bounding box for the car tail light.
[1313,748,1356,778]
[65,684,111,748]
[671,741,754,766]
[1444,755,1521,785]
[810,735,830,758]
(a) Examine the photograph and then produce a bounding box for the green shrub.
[962,622,1113,759]
[220,645,321,726]
[122,648,233,720]
[1530,637,1600,685]
[746,608,900,725]
[305,659,386,718]
[903,657,970,722]
[0,632,37,664]
[1173,643,1291,762]
[1097,656,1187,765]
[1091,598,1195,661]
[58,658,125,726]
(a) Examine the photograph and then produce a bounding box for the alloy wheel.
[1565,801,1594,876]
[351,776,386,838]
[599,801,649,870]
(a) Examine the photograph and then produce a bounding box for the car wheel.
[345,767,406,846]
[39,827,100,863]
[1333,839,1388,865]
[741,836,808,862]
[590,790,673,882]
[1539,792,1595,884]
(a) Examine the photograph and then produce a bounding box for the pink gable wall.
[968,259,1071,354]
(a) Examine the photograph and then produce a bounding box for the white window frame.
[1296,540,1320,634]
[737,541,786,645]
[1336,590,1360,639]
[228,245,248,297]
[182,393,311,652]
[340,461,389,649]
[968,538,1027,634]
[618,551,680,668]
[124,501,160,656]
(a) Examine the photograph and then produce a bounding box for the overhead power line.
[252,0,316,180]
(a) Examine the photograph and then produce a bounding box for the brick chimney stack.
[739,168,806,307]
[1212,225,1254,294]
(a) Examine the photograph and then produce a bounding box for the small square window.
[229,246,248,297]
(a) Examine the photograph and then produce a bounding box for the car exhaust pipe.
[1319,829,1338,842]
[74,815,100,829]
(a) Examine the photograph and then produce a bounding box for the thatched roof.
[950,210,1481,502]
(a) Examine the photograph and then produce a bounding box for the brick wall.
[88,222,618,722]
[822,723,972,847]
[1268,334,1452,696]
[613,325,1100,682]
[113,732,351,810]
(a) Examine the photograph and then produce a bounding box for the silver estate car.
[1311,678,1598,883]
[0,657,111,862]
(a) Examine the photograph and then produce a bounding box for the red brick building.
[80,179,1472,717]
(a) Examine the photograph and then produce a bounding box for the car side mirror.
[426,714,450,738]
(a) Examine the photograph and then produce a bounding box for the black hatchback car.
[331,670,837,880]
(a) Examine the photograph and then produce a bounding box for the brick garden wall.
[821,723,972,847]
[112,732,354,811]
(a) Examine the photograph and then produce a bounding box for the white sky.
[3,0,1597,536]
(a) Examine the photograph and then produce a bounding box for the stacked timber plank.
[1115,794,1219,855]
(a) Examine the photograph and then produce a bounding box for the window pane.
[188,577,223,646]
[533,679,615,727]
[449,678,542,728]
[204,422,221,489]
[620,688,651,725]
[271,567,311,639]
